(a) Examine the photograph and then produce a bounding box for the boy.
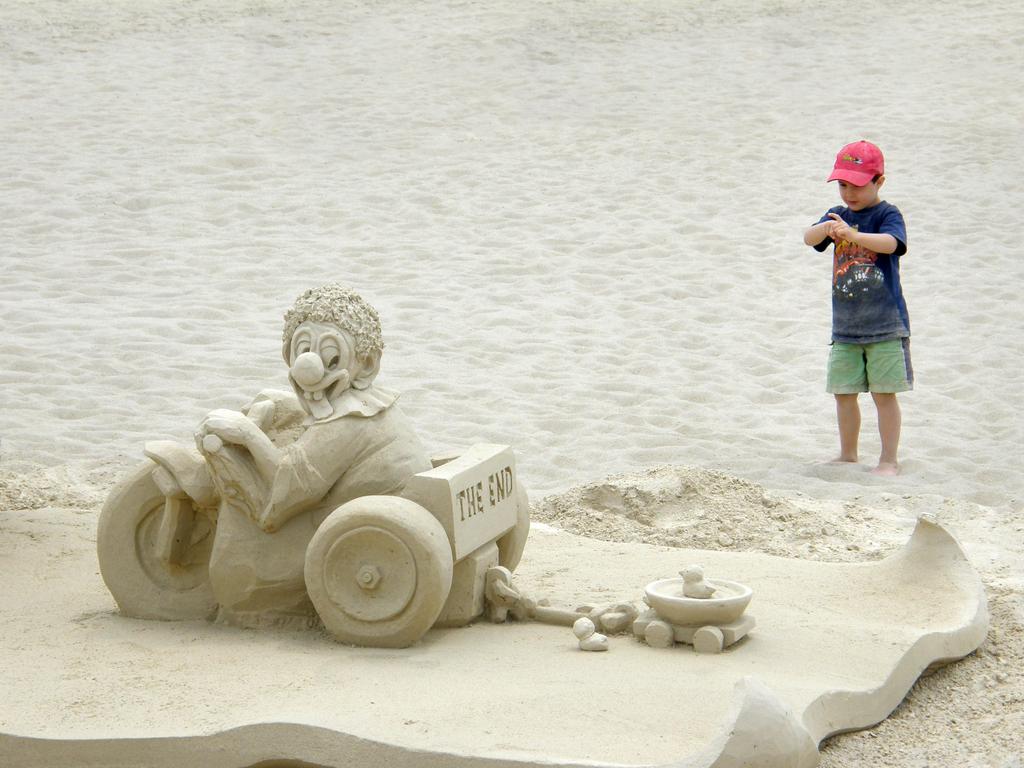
[803,140,911,476]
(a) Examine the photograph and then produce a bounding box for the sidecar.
[98,439,530,649]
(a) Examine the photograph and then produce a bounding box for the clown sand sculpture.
[98,283,534,647]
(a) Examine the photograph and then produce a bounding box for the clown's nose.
[291,352,324,387]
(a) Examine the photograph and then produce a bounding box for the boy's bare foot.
[826,455,858,465]
[871,462,899,476]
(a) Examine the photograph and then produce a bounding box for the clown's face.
[287,321,367,420]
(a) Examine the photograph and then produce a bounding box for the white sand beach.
[1,1,1022,765]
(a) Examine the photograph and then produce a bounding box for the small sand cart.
[305,444,530,647]
[634,576,755,653]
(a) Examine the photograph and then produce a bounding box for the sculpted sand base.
[64,286,987,765]
[0,515,987,768]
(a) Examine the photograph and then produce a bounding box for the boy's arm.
[825,213,898,254]
[845,231,898,254]
[803,220,832,247]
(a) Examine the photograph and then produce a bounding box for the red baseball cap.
[827,140,884,185]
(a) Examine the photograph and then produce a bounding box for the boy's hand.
[826,213,855,243]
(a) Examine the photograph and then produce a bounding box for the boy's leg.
[863,339,912,475]
[871,392,901,475]
[834,394,861,463]
[826,342,867,463]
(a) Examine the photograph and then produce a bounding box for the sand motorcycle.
[97,392,530,648]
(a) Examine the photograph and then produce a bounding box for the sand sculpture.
[3,511,987,768]
[97,283,531,648]
[488,562,754,654]
[636,566,756,653]
[97,283,751,653]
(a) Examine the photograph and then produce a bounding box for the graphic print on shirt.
[833,226,885,302]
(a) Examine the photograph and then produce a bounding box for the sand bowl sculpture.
[0,285,988,767]
[637,568,756,653]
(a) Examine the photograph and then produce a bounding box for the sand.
[1,0,1022,765]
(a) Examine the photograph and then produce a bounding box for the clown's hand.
[196,408,283,485]
[197,409,261,449]
[240,389,305,433]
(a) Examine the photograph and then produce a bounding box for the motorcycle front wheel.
[97,461,217,620]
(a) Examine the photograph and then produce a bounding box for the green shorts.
[826,338,913,394]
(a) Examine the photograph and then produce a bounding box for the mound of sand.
[535,464,893,562]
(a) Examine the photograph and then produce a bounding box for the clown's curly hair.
[282,283,384,362]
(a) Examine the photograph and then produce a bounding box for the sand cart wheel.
[496,481,531,573]
[97,461,217,620]
[305,495,454,648]
[693,626,726,654]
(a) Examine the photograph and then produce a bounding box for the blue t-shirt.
[813,201,910,344]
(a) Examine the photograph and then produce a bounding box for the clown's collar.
[299,384,398,425]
